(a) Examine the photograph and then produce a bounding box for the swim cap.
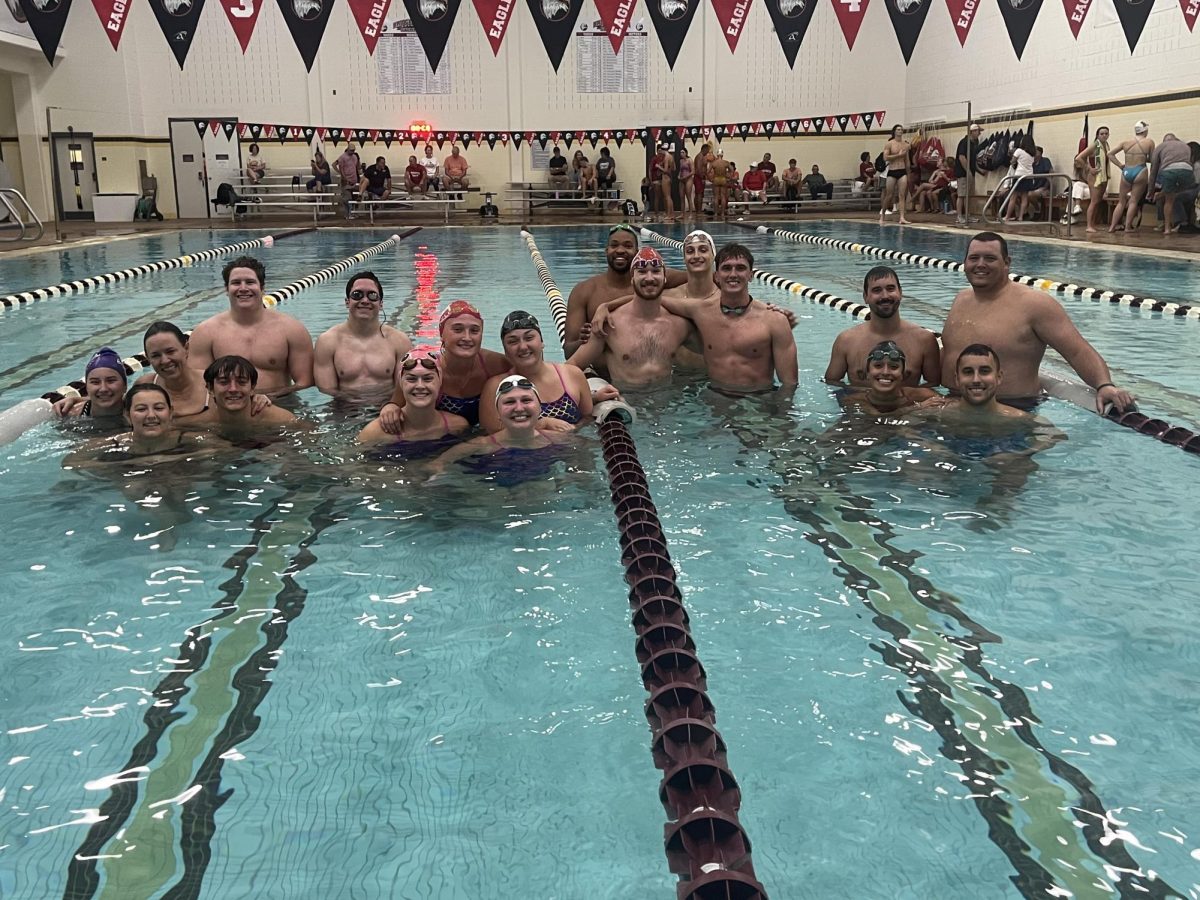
[632,247,663,266]
[1134,120,1149,135]
[683,230,716,254]
[495,374,540,405]
[500,310,542,338]
[866,340,906,364]
[438,300,482,331]
[85,347,127,382]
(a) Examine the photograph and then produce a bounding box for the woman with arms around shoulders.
[357,348,469,457]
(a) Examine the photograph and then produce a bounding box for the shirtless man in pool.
[314,271,413,403]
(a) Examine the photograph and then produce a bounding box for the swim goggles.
[349,288,381,302]
[400,350,440,371]
[608,223,640,242]
[631,258,664,272]
[500,311,541,338]
[866,344,905,364]
[495,376,539,400]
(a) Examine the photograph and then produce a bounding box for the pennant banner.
[19,0,72,63]
[194,119,208,138]
[222,121,238,140]
[148,0,206,67]
[347,0,391,53]
[996,0,1043,58]
[762,0,816,67]
[945,0,979,45]
[831,0,870,49]
[863,111,875,128]
[710,0,751,52]
[472,0,517,53]
[645,0,701,68]
[1061,0,1091,38]
[884,0,931,62]
[218,0,263,51]
[91,0,131,50]
[276,0,336,71]
[526,0,585,70]
[403,0,462,71]
[595,0,638,52]
[1183,0,1199,30]
[1112,0,1153,50]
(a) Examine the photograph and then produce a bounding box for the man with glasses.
[314,271,414,402]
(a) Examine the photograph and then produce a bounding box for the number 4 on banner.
[832,0,870,48]
[219,0,263,51]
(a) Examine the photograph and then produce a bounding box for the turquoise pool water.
[1,226,1198,899]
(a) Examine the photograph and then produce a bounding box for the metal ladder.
[0,189,45,242]
[982,172,1075,237]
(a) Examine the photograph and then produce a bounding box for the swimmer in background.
[190,356,298,436]
[52,347,128,425]
[314,271,413,405]
[840,341,937,416]
[357,348,469,456]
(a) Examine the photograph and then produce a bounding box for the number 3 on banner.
[838,0,861,11]
[230,0,254,18]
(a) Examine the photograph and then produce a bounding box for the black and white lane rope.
[519,229,570,346]
[263,229,418,307]
[731,222,1200,321]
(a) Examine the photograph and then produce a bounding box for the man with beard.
[314,271,413,402]
[567,247,698,390]
[563,224,686,356]
[824,265,940,388]
[940,232,1135,413]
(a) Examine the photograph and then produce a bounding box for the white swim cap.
[683,230,716,254]
[1134,120,1149,135]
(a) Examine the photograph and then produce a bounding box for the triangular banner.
[995,0,1044,58]
[276,125,289,143]
[687,125,703,143]
[832,0,869,49]
[511,132,525,149]
[347,0,391,53]
[614,132,625,147]
[1061,0,1092,37]
[825,115,836,130]
[712,124,727,142]
[238,123,250,137]
[1112,0,1153,50]
[19,0,72,63]
[710,0,751,52]
[194,119,208,139]
[863,111,875,128]
[536,131,550,149]
[382,129,394,147]
[329,127,343,144]
[210,119,222,135]
[148,0,206,67]
[875,110,886,127]
[946,0,979,44]
[355,128,370,143]
[800,118,811,132]
[472,0,516,53]
[485,131,499,149]
[884,0,930,62]
[735,122,752,141]
[249,122,264,139]
[317,127,327,141]
[219,0,263,51]
[587,130,601,148]
[762,0,816,66]
[276,0,335,71]
[787,118,800,135]
[369,128,380,142]
[402,0,462,71]
[1182,0,1198,30]
[563,131,575,148]
[434,131,449,147]
[461,133,473,148]
[223,121,238,140]
[645,0,701,68]
[303,125,317,143]
[850,113,860,128]
[595,0,638,52]
[761,120,776,137]
[526,0,585,71]
[836,114,850,132]
[813,118,825,133]
[91,0,132,51]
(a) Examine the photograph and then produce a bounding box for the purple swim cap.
[85,347,127,382]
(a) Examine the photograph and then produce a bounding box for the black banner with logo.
[1112,0,1153,51]
[402,0,462,70]
[276,0,336,71]
[995,0,1043,58]
[762,0,817,67]
[525,0,584,70]
[645,0,700,68]
[148,0,207,67]
[883,0,930,62]
[17,0,72,64]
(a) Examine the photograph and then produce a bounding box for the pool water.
[1,225,1198,899]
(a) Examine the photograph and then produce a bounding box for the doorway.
[168,117,241,220]
[51,131,97,220]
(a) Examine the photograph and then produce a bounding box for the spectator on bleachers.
[912,159,953,213]
[404,154,427,194]
[857,151,878,191]
[443,146,470,191]
[307,149,331,193]
[802,164,834,201]
[420,145,441,191]
[742,164,768,204]
[549,146,570,190]
[360,156,393,202]
[757,152,780,192]
[781,159,803,203]
[246,144,267,185]
[571,150,588,188]
[728,162,744,202]
[596,147,617,197]
[1020,146,1054,220]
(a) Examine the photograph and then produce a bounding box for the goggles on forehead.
[631,258,664,272]
[608,223,639,241]
[501,312,541,336]
[400,350,440,371]
[349,288,381,302]
[496,376,537,399]
[866,346,905,364]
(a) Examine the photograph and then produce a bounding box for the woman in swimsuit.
[678,149,694,214]
[62,383,191,470]
[479,310,592,434]
[357,348,469,456]
[1108,122,1155,233]
[135,322,213,420]
[53,347,127,422]
[1073,126,1110,233]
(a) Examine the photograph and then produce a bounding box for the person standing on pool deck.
[1107,121,1154,233]
[314,271,413,403]
[564,224,687,356]
[940,233,1136,413]
[881,125,912,225]
[188,256,315,400]
[825,266,940,388]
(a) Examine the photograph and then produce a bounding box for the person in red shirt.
[858,151,878,190]
[742,164,768,203]
[404,155,427,194]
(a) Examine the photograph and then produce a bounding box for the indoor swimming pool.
[1,224,1197,899]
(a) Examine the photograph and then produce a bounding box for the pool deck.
[3,210,1197,261]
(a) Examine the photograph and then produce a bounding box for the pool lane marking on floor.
[641,228,1200,457]
[732,222,1200,321]
[0,228,314,315]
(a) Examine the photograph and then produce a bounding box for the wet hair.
[144,321,188,350]
[203,355,259,388]
[222,255,266,287]
[345,270,383,299]
[968,231,1009,259]
[957,343,1000,368]
[863,265,901,293]
[124,382,172,413]
[714,243,753,270]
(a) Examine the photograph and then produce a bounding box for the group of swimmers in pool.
[57,223,1136,471]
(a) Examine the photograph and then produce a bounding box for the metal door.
[52,131,97,220]
[169,118,210,219]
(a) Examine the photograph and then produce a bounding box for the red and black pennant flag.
[762,0,817,67]
[193,119,207,138]
[472,0,516,53]
[836,113,851,132]
[403,0,462,71]
[645,0,701,68]
[354,128,370,143]
[1182,0,1198,30]
[613,132,625,147]
[735,122,752,141]
[147,0,206,67]
[595,0,638,52]
[526,0,584,71]
[710,0,751,52]
[276,124,289,142]
[91,0,132,50]
[1061,0,1092,37]
[19,0,72,64]
[1112,0,1153,50]
[461,133,474,148]
[485,131,499,149]
[347,0,391,53]
[382,129,394,147]
[686,125,704,143]
[813,117,825,133]
[884,0,931,62]
[219,0,264,51]
[329,127,344,145]
[995,0,1043,58]
[562,131,575,148]
[586,130,601,147]
[535,131,550,149]
[276,0,336,71]
[832,0,869,49]
[945,0,980,45]
[223,121,238,140]
[511,132,525,149]
[786,118,800,136]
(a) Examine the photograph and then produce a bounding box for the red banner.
[347,0,391,53]
[91,0,131,49]
[594,0,637,53]
[1061,0,1091,37]
[831,0,869,49]
[945,0,978,45]
[216,0,263,51]
[710,0,750,52]
[1181,0,1198,29]
[472,0,516,53]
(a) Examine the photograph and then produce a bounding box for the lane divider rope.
[0,227,314,314]
[732,222,1200,321]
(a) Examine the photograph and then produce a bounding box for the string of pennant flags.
[18,0,1196,71]
[194,113,891,150]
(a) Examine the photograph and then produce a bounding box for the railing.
[982,172,1074,236]
[0,189,45,242]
